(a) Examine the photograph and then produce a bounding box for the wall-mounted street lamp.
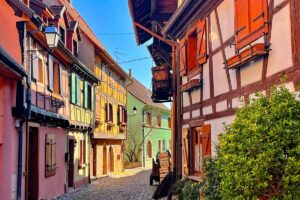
[44,25,60,49]
[132,106,137,116]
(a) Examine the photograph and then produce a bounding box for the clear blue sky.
[72,0,153,89]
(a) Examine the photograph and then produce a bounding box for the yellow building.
[91,53,130,178]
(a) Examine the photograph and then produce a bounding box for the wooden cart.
[150,152,171,185]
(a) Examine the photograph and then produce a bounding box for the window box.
[107,122,114,127]
[225,43,269,69]
[180,79,203,92]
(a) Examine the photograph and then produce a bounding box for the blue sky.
[72,0,153,89]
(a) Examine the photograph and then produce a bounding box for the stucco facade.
[126,78,172,169]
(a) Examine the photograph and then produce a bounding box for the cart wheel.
[150,175,154,185]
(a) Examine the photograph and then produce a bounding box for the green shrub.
[173,178,203,200]
[217,87,300,199]
[203,157,221,200]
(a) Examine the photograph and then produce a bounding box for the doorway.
[92,145,97,177]
[109,146,114,173]
[68,139,75,188]
[26,127,39,200]
[103,146,107,175]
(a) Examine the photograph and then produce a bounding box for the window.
[187,31,197,73]
[146,112,152,126]
[118,106,127,124]
[179,19,207,77]
[157,113,162,127]
[38,58,43,83]
[53,61,60,94]
[84,82,93,110]
[162,140,166,151]
[106,103,113,123]
[234,0,269,50]
[147,141,152,158]
[158,140,162,153]
[79,139,86,169]
[73,40,78,57]
[59,26,66,45]
[191,125,211,176]
[71,73,82,106]
[45,134,56,177]
[168,117,171,128]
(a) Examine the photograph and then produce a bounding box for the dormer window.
[59,26,66,45]
[73,40,78,57]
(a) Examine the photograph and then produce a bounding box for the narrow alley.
[57,169,157,200]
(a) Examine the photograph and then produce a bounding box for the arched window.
[147,141,152,158]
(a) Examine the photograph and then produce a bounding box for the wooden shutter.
[45,134,56,177]
[249,0,269,35]
[59,64,62,95]
[71,73,76,104]
[32,56,39,80]
[183,128,189,176]
[118,105,122,124]
[179,39,187,76]
[124,108,127,124]
[91,86,94,111]
[76,76,81,106]
[197,20,207,65]
[201,124,211,157]
[84,81,88,109]
[235,0,250,49]
[48,55,54,91]
[109,103,113,122]
[106,103,110,122]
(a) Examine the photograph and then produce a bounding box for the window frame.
[146,112,152,126]
[59,25,66,45]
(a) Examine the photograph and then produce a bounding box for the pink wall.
[37,126,66,199]
[0,77,24,200]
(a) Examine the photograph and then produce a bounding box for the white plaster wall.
[212,52,230,96]
[183,112,190,120]
[192,109,200,118]
[274,0,287,7]
[267,4,293,77]
[191,89,201,104]
[182,92,190,107]
[216,100,228,112]
[202,61,211,101]
[240,57,264,86]
[217,0,235,42]
[232,96,245,108]
[210,11,221,51]
[203,106,213,115]
[206,115,236,156]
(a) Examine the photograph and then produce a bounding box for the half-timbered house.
[129,0,300,180]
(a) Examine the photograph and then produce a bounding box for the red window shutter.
[235,0,250,49]
[182,128,189,176]
[249,0,269,34]
[197,20,207,65]
[201,124,211,157]
[179,39,187,76]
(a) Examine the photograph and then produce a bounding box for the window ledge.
[78,163,86,169]
[225,43,269,70]
[187,67,202,79]
[107,122,114,127]
[180,79,203,92]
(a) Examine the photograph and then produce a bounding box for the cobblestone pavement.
[57,169,160,200]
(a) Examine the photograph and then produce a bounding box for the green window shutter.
[91,86,94,111]
[84,81,88,109]
[71,73,76,104]
[76,76,81,106]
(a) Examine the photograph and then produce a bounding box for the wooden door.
[93,145,97,177]
[109,147,114,173]
[68,140,75,188]
[27,127,39,200]
[103,146,107,175]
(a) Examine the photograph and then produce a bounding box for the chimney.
[129,69,132,78]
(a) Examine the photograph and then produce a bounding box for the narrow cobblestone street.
[57,169,158,200]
